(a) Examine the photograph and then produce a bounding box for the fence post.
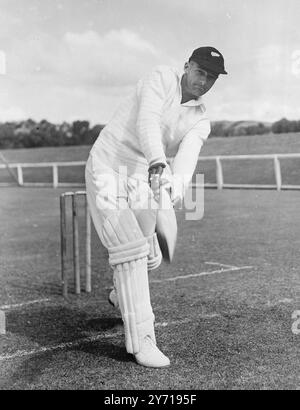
[53,164,58,188]
[17,165,23,186]
[273,155,282,191]
[216,157,223,190]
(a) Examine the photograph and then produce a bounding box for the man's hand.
[148,162,166,202]
[148,163,165,184]
[172,195,182,209]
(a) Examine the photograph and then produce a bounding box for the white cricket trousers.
[85,151,161,354]
[85,152,158,243]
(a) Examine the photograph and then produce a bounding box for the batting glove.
[148,163,167,202]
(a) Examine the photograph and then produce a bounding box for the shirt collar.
[181,98,204,107]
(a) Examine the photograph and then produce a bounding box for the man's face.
[183,60,218,98]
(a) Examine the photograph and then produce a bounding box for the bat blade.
[155,191,177,263]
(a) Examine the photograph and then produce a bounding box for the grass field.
[1,132,300,186]
[0,187,299,390]
[0,133,300,390]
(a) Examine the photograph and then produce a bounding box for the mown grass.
[1,188,300,389]
[1,132,300,185]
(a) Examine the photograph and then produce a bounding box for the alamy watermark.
[291,310,300,335]
[89,166,205,221]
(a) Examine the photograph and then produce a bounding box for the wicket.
[60,191,91,298]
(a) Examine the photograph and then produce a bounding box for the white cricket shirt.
[90,65,211,189]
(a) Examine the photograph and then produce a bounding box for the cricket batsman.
[85,46,227,368]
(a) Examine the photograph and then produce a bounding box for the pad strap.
[108,238,149,265]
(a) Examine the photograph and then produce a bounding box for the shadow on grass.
[2,340,133,390]
[6,305,123,345]
[3,305,134,388]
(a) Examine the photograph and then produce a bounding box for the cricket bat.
[151,175,178,263]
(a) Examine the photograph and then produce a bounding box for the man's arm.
[136,66,174,169]
[170,118,211,202]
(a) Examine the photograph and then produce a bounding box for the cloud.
[0,106,28,122]
[252,44,300,82]
[2,2,299,125]
[65,29,158,55]
[0,9,22,39]
[0,76,135,124]
[291,49,300,78]
[254,45,290,78]
[206,88,300,122]
[2,27,173,123]
[58,29,162,85]
[9,28,168,87]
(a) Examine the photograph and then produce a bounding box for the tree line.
[0,120,104,149]
[0,117,299,149]
[211,118,300,137]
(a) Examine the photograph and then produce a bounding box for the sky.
[0,0,299,124]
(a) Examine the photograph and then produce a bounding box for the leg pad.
[114,258,155,354]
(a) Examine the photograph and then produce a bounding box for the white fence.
[193,153,300,191]
[0,161,85,188]
[1,153,300,190]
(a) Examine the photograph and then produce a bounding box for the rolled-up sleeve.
[136,67,172,168]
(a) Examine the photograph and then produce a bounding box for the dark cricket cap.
[189,46,227,76]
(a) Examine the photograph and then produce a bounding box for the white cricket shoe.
[135,335,170,368]
[108,288,119,309]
